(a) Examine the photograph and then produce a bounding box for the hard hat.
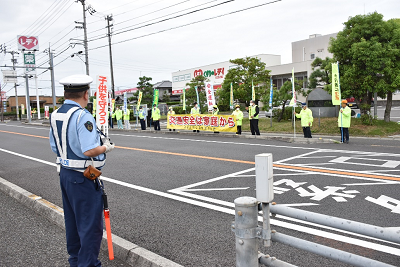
[213,105,218,108]
[341,100,348,104]
[169,106,173,110]
[235,104,240,108]
[59,74,93,92]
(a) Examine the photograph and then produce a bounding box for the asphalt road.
[0,121,399,267]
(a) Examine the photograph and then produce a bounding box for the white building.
[171,33,338,103]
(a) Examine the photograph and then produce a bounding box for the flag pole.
[292,68,296,139]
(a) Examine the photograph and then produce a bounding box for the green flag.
[251,80,255,101]
[230,82,234,109]
[153,89,159,106]
[331,63,341,105]
[183,88,186,111]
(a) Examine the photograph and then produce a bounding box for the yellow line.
[2,129,400,182]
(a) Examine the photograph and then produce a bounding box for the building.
[153,80,175,101]
[6,95,63,112]
[171,33,338,104]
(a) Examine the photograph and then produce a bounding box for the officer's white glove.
[102,137,115,153]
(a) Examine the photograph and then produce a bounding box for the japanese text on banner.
[205,82,215,111]
[167,114,237,132]
[96,75,109,127]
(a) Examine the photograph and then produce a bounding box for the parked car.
[264,100,303,117]
[346,97,374,109]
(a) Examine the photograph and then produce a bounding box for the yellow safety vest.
[249,105,258,120]
[152,108,160,121]
[338,106,351,128]
[232,109,243,126]
[296,108,313,127]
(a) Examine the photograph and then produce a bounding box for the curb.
[0,177,183,267]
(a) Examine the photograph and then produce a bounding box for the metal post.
[49,49,57,111]
[11,51,20,121]
[25,74,31,123]
[233,197,259,267]
[271,231,395,267]
[318,108,320,127]
[35,73,40,119]
[81,0,90,77]
[374,91,377,118]
[106,15,115,99]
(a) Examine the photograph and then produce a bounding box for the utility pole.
[25,74,31,123]
[10,51,20,121]
[106,15,115,99]
[77,0,90,77]
[48,46,57,110]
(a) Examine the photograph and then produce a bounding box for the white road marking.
[330,156,400,168]
[184,187,249,192]
[1,147,400,256]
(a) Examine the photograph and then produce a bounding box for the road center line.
[0,146,399,256]
[2,129,400,182]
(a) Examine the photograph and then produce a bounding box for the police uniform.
[139,107,146,130]
[49,74,110,267]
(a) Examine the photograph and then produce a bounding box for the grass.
[240,117,400,137]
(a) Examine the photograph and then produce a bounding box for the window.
[185,74,191,80]
[173,76,179,82]
[179,75,185,81]
[310,53,315,60]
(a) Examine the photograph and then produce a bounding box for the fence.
[232,153,399,267]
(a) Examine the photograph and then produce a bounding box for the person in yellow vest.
[247,100,260,135]
[115,106,123,129]
[294,104,313,138]
[212,105,219,133]
[92,97,96,118]
[232,104,243,135]
[191,102,200,133]
[123,107,131,130]
[338,99,351,144]
[168,106,176,132]
[151,104,161,131]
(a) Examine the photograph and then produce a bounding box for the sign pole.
[25,74,31,123]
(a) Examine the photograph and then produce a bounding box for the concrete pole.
[106,15,115,99]
[234,196,259,267]
[11,52,20,121]
[81,0,90,77]
[25,74,31,123]
[49,50,56,110]
[35,73,40,119]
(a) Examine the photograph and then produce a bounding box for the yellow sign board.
[167,114,237,132]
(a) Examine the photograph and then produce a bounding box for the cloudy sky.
[1,0,399,97]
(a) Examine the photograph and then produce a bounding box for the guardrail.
[232,153,399,267]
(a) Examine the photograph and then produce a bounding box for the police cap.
[59,74,93,92]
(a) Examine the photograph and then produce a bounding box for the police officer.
[49,74,115,267]
[232,104,243,135]
[139,106,146,130]
[151,104,161,131]
[248,100,260,135]
[294,104,313,138]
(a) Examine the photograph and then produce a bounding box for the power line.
[87,0,235,43]
[89,0,282,51]
[35,1,75,37]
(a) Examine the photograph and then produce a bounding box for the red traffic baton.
[103,191,114,260]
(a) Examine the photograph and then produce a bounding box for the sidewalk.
[0,177,183,267]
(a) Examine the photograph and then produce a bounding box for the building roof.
[153,80,172,89]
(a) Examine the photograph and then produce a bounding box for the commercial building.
[171,33,338,104]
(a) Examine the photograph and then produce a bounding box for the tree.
[264,79,308,122]
[133,76,153,106]
[381,18,400,122]
[329,12,395,116]
[183,75,208,113]
[57,97,65,104]
[308,57,334,90]
[218,57,271,107]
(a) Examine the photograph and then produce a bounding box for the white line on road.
[1,147,400,256]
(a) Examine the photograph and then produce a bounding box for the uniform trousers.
[60,168,103,267]
[153,120,160,130]
[340,127,349,143]
[117,119,123,129]
[302,127,312,138]
[140,119,146,130]
[236,125,242,135]
[250,119,260,135]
